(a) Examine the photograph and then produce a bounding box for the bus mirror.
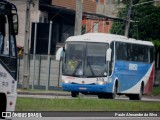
[12,14,18,35]
[56,47,64,60]
[106,48,112,62]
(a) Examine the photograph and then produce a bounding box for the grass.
[16,97,160,111]
[16,86,160,111]
[152,86,160,96]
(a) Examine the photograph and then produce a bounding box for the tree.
[111,0,160,41]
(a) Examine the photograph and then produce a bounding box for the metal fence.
[17,54,62,90]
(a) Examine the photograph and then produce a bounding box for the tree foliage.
[110,0,160,48]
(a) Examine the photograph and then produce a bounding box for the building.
[10,0,124,54]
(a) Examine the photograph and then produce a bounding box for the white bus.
[56,33,154,100]
[0,0,18,118]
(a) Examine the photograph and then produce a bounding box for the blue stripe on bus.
[113,61,151,92]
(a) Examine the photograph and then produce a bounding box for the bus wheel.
[135,85,143,100]
[0,93,7,119]
[109,84,117,99]
[129,85,143,100]
[71,92,79,97]
[98,93,106,99]
[128,95,135,100]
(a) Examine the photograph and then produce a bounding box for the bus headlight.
[96,81,106,85]
[63,80,71,84]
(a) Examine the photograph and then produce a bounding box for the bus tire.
[129,85,143,100]
[98,93,107,99]
[128,95,135,100]
[111,85,117,99]
[0,93,7,119]
[135,85,143,100]
[98,94,103,99]
[109,81,118,99]
[71,92,79,97]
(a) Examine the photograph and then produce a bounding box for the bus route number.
[96,78,104,81]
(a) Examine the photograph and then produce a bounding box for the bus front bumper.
[61,83,113,93]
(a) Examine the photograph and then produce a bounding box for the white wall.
[10,0,40,47]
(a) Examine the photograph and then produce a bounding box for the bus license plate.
[79,87,87,90]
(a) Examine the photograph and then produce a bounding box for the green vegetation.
[16,86,160,111]
[152,86,160,96]
[110,0,160,48]
[16,97,160,111]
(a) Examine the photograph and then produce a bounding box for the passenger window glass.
[116,42,127,60]
[116,42,149,63]
[0,15,9,56]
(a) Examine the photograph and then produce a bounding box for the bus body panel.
[143,64,154,94]
[116,62,154,94]
[0,64,17,94]
[114,61,154,93]
[0,64,17,111]
[6,93,17,111]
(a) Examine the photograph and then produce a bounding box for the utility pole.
[124,0,132,37]
[22,0,31,89]
[124,0,157,37]
[74,0,83,35]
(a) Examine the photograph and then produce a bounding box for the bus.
[56,33,154,100]
[0,0,18,118]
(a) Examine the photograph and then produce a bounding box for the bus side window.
[143,46,149,63]
[2,15,9,56]
[0,15,5,55]
[127,44,135,61]
[10,35,16,56]
[0,33,3,54]
[3,40,9,55]
[116,42,127,61]
[150,47,154,63]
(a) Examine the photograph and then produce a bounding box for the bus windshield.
[63,42,109,77]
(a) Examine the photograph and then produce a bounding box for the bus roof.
[66,33,154,46]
